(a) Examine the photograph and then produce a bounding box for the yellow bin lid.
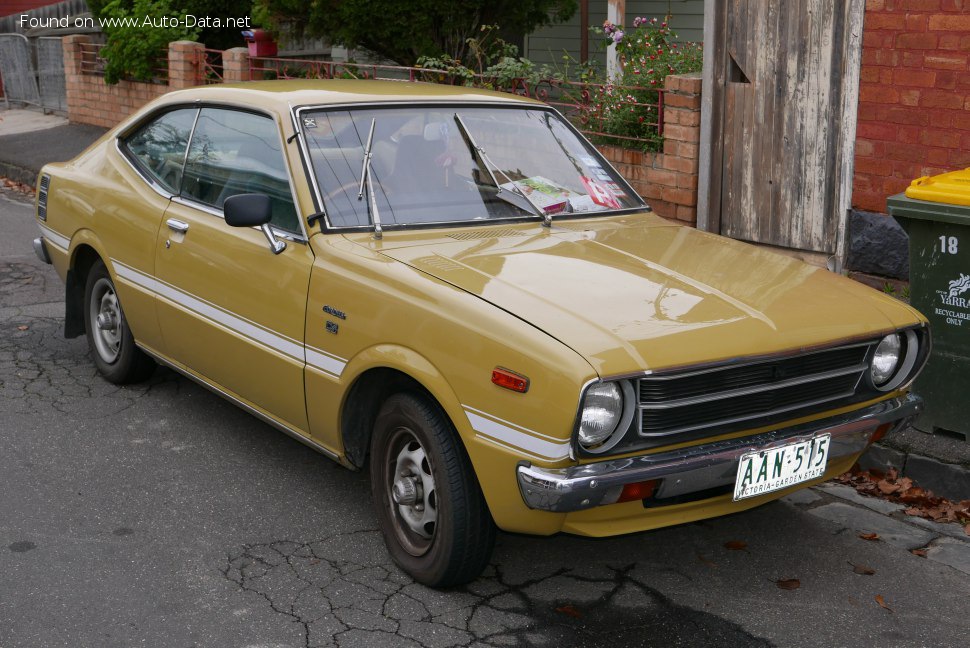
[905,167,970,206]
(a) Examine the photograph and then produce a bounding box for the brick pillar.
[222,47,251,83]
[656,72,702,224]
[168,40,204,90]
[62,34,91,124]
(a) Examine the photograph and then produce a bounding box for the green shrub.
[99,0,200,84]
[582,16,703,151]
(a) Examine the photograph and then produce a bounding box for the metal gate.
[36,37,67,113]
[0,34,41,109]
[698,0,865,263]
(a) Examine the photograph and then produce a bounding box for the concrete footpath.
[0,109,107,187]
[2,106,969,503]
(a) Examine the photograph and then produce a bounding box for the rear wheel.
[370,393,496,587]
[83,260,155,384]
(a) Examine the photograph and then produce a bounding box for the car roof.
[154,79,545,113]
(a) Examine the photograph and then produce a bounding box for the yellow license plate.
[733,434,831,501]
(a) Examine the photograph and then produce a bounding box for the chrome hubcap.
[90,278,122,363]
[392,475,420,507]
[389,431,437,550]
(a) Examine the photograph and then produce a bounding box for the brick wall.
[62,36,208,128]
[853,0,970,214]
[596,73,701,225]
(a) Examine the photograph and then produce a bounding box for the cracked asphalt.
[1,189,969,648]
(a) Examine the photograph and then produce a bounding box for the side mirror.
[223,193,286,254]
[224,193,272,227]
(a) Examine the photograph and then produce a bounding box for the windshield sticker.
[606,181,627,197]
[501,176,571,214]
[568,194,598,212]
[303,117,317,129]
[581,176,621,209]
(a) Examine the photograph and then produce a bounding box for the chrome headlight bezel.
[575,379,636,454]
[869,329,922,392]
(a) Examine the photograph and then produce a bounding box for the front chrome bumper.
[33,237,51,264]
[516,394,922,512]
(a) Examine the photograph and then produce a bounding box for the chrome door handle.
[166,218,189,233]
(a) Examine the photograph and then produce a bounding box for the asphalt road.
[1,189,969,648]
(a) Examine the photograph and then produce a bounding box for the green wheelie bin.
[888,168,970,441]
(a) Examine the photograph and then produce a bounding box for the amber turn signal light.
[491,367,530,393]
[869,422,892,444]
[617,479,659,503]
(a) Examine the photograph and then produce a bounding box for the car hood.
[363,215,919,375]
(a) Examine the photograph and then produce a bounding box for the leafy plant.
[98,0,199,84]
[416,25,559,92]
[576,16,703,151]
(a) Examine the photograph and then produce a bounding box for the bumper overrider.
[516,394,922,513]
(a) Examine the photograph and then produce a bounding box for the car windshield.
[301,105,645,229]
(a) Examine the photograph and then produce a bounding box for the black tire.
[83,260,155,384]
[370,392,496,587]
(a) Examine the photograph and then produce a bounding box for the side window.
[181,108,299,233]
[123,108,197,193]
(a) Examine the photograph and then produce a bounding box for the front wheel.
[370,393,496,587]
[83,260,155,384]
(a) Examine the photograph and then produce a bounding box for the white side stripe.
[38,223,69,251]
[306,348,347,377]
[464,408,570,460]
[112,260,347,378]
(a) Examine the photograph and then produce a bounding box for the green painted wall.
[524,0,705,72]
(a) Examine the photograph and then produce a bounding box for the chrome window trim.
[115,107,200,200]
[115,138,180,201]
[180,106,309,241]
[291,101,648,234]
[116,102,308,242]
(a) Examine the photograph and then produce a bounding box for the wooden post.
[606,0,625,80]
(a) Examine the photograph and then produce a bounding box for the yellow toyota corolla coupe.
[33,80,928,587]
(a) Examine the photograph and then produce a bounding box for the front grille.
[637,342,872,443]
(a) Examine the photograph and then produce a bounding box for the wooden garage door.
[702,0,865,256]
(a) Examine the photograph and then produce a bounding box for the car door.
[153,107,312,433]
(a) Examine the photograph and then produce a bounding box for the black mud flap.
[64,269,85,339]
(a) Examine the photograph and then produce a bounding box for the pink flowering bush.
[584,16,703,150]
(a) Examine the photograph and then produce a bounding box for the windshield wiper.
[357,117,383,239]
[453,113,551,226]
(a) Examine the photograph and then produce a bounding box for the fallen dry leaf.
[838,468,970,533]
[858,532,880,542]
[556,604,582,619]
[910,549,927,557]
[723,540,748,551]
[775,579,800,590]
[16,325,28,331]
[849,562,875,576]
[965,524,970,537]
[875,594,893,612]
[877,480,900,495]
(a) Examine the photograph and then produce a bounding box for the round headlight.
[871,333,902,386]
[578,382,623,449]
